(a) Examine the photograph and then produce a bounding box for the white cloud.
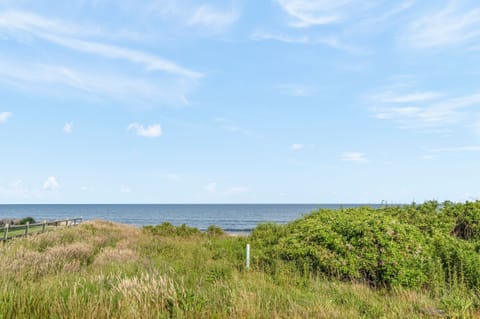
[0,10,202,79]
[43,176,60,191]
[341,152,369,163]
[0,10,201,104]
[250,31,365,54]
[224,186,249,195]
[205,182,217,193]
[187,5,238,32]
[372,91,442,104]
[0,111,12,123]
[291,143,305,150]
[275,0,350,27]
[63,122,73,134]
[404,2,480,49]
[368,84,480,130]
[41,34,202,79]
[0,60,191,104]
[127,122,162,138]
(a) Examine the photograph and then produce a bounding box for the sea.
[0,204,381,233]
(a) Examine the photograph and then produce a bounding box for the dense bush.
[251,201,480,289]
[143,222,202,237]
[19,217,36,225]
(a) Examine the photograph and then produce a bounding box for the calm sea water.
[0,204,381,232]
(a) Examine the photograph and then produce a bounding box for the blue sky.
[1,0,480,204]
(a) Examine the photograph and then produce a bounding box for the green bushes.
[19,217,36,225]
[143,222,201,237]
[1,217,479,317]
[251,201,480,290]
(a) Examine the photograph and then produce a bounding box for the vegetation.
[19,217,36,225]
[1,201,480,318]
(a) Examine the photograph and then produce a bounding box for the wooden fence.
[0,218,83,242]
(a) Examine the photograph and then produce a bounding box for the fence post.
[25,221,29,237]
[246,243,250,270]
[42,220,46,233]
[3,224,9,241]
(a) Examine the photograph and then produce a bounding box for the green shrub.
[206,225,225,237]
[19,217,36,225]
[251,201,480,290]
[143,222,201,237]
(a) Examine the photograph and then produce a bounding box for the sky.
[1,0,480,204]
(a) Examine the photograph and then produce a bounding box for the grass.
[0,219,478,318]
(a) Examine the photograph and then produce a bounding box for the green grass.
[1,213,479,318]
[2,225,44,237]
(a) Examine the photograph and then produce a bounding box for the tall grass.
[0,217,478,318]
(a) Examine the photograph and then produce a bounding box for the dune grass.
[0,218,477,318]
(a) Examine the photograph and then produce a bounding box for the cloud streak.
[187,4,238,32]
[404,2,480,49]
[341,152,369,163]
[275,0,347,27]
[0,10,202,79]
[368,83,480,130]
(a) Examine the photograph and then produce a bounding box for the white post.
[246,244,250,270]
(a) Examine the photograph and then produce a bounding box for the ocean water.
[0,204,381,232]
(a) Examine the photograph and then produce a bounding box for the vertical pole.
[25,221,29,237]
[246,244,250,270]
[42,220,46,233]
[3,224,9,241]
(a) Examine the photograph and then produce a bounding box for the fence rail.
[0,218,83,242]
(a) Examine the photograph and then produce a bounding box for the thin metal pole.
[246,244,250,270]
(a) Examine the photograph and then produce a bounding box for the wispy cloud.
[0,11,202,79]
[368,82,480,130]
[404,2,480,49]
[341,152,369,163]
[251,31,366,54]
[63,122,73,134]
[0,10,201,104]
[127,123,162,138]
[291,143,305,150]
[0,112,12,124]
[42,34,203,79]
[275,0,349,27]
[0,59,192,104]
[43,176,60,191]
[187,4,238,32]
[148,1,239,34]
